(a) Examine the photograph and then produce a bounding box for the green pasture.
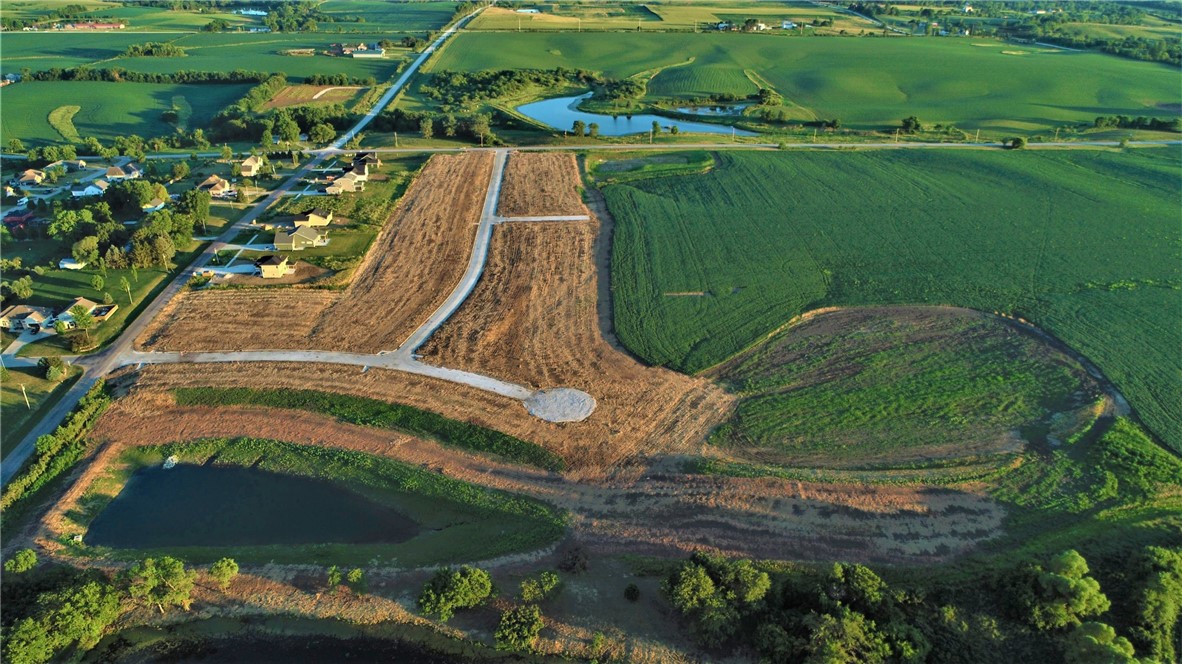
[603,148,1182,453]
[63,437,566,566]
[318,0,455,32]
[429,33,1179,134]
[73,5,252,30]
[1,80,248,146]
[1,365,81,459]
[708,309,1095,475]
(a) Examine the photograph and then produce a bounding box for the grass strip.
[47,105,81,142]
[173,387,566,471]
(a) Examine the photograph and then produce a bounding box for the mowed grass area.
[707,307,1099,475]
[603,148,1182,453]
[1,365,81,459]
[1,81,248,146]
[64,438,566,566]
[429,33,1179,134]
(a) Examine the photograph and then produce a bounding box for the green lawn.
[15,241,204,356]
[603,148,1182,454]
[0,365,81,459]
[1,80,249,146]
[428,33,1180,135]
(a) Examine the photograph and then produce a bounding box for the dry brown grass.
[136,152,492,353]
[137,289,340,351]
[497,152,589,217]
[262,84,362,110]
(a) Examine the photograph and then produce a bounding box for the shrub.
[520,571,560,602]
[558,545,588,574]
[209,558,239,590]
[625,583,640,602]
[495,604,544,652]
[418,566,493,621]
[37,356,66,381]
[4,549,38,574]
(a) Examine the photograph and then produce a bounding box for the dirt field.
[263,85,364,109]
[73,398,1004,564]
[137,289,340,351]
[497,152,589,217]
[137,152,492,353]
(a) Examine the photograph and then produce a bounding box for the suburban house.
[255,255,290,279]
[105,163,141,180]
[142,197,166,212]
[72,179,109,198]
[46,159,87,172]
[275,226,329,251]
[197,174,231,196]
[342,162,369,182]
[0,304,55,332]
[56,297,97,324]
[15,169,45,185]
[354,152,382,169]
[294,208,333,227]
[240,155,266,177]
[325,171,364,195]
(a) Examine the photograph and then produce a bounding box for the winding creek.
[517,92,757,136]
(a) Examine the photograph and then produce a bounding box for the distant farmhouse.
[330,42,385,58]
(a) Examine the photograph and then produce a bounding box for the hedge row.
[1,381,111,511]
[173,388,566,472]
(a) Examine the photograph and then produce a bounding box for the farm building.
[240,155,266,177]
[782,20,797,29]
[294,208,333,227]
[332,42,384,58]
[354,152,382,169]
[72,180,109,197]
[255,255,290,278]
[197,174,231,196]
[275,226,329,251]
[0,305,54,332]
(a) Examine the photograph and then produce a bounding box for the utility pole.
[394,131,398,148]
[975,128,980,143]
[649,128,653,144]
[1054,127,1060,142]
[894,128,899,143]
[732,126,736,142]
[21,384,30,409]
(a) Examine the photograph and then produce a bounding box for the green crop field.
[428,33,1179,134]
[318,0,455,32]
[72,5,252,30]
[603,148,1182,454]
[1,80,249,145]
[0,32,156,71]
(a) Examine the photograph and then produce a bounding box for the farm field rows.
[428,33,1180,134]
[603,148,1182,453]
[0,80,249,145]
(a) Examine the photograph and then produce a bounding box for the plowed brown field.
[497,152,589,217]
[137,152,492,353]
[76,398,1004,564]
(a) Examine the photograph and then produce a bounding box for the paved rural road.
[0,6,489,486]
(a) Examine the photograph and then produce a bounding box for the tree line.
[120,42,187,58]
[21,67,270,85]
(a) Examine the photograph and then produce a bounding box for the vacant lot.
[137,290,340,351]
[429,33,1179,134]
[136,152,489,353]
[605,148,1182,454]
[84,394,1004,564]
[708,306,1101,472]
[498,152,589,217]
[263,84,364,109]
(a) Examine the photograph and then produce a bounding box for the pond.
[85,465,420,549]
[673,104,750,116]
[516,92,756,136]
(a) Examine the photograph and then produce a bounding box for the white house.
[782,20,797,29]
[71,179,109,198]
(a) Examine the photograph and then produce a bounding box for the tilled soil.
[137,289,341,351]
[497,152,590,217]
